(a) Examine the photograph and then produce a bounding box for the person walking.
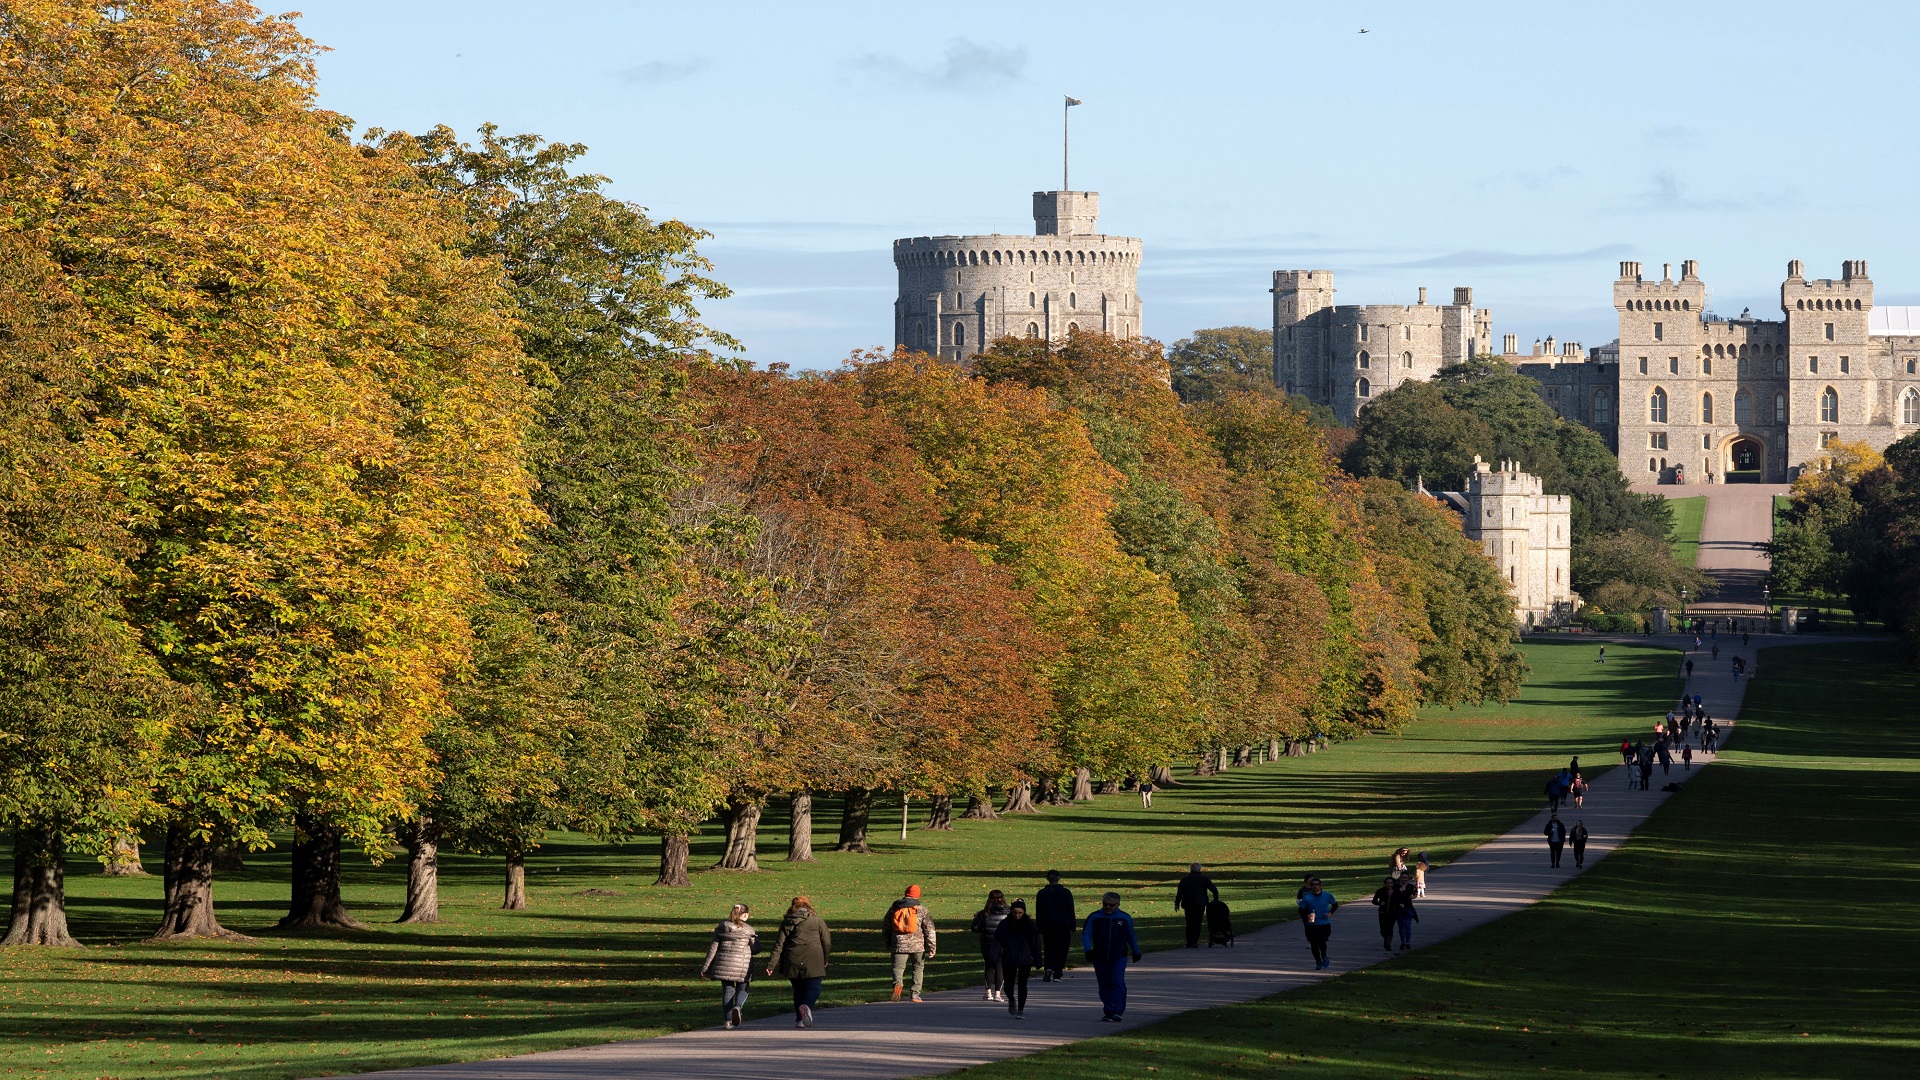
[1686,658,1695,679]
[1682,744,1694,770]
[1414,852,1430,899]
[1596,644,1605,663]
[1571,820,1590,868]
[993,899,1041,1018]
[1619,739,1634,767]
[1082,892,1141,1022]
[883,884,937,1003]
[1638,753,1654,791]
[1174,863,1219,948]
[972,889,1013,1001]
[1370,875,1399,951]
[1544,814,1567,867]
[1571,772,1588,809]
[1297,876,1338,969]
[1139,778,1155,808]
[1712,643,1720,661]
[1391,871,1419,950]
[1390,847,1411,874]
[1034,870,1074,982]
[1544,774,1563,813]
[766,896,831,1029]
[1657,743,1672,776]
[700,902,758,1029]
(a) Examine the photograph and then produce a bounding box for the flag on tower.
[1065,96,1082,106]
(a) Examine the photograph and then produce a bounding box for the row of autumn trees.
[1770,436,1920,657]
[0,0,1523,948]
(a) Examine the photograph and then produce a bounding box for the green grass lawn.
[952,640,1920,1080]
[0,641,1680,1079]
[1666,494,1706,565]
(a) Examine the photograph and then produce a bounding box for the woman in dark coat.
[765,895,832,1028]
[993,899,1043,1018]
[1370,876,1398,951]
[971,889,1012,1002]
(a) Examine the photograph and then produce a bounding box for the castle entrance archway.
[1723,434,1766,483]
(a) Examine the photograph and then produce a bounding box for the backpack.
[890,903,919,936]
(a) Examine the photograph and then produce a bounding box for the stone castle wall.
[893,191,1141,364]
[1272,272,1492,425]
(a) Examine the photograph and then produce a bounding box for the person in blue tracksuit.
[1297,876,1339,969]
[1082,891,1141,1021]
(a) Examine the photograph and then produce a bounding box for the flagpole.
[1063,97,1069,190]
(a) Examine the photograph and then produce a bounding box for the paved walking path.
[1631,483,1787,612]
[356,637,1757,1080]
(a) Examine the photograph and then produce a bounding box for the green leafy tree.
[1167,326,1337,424]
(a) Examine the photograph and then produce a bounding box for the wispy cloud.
[1392,244,1630,269]
[846,38,1027,90]
[1473,165,1579,193]
[618,58,706,85]
[1610,170,1801,214]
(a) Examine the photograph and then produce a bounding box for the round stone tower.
[893,191,1142,364]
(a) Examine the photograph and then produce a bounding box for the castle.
[893,191,1141,364]
[1433,458,1574,626]
[1274,259,1920,483]
[1272,272,1493,425]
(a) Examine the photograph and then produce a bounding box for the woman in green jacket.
[766,895,833,1028]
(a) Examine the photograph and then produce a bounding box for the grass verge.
[950,640,1920,1080]
[0,641,1678,1080]
[1665,494,1705,565]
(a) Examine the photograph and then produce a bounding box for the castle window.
[1826,322,1835,341]
[1648,432,1667,450]
[1649,457,1659,472]
[1403,352,1413,368]
[1775,393,1787,423]
[1907,358,1917,374]
[1403,325,1412,341]
[1357,377,1372,398]
[953,323,965,347]
[1735,389,1753,424]
[1650,387,1668,423]
[1593,390,1612,424]
[1704,357,1713,375]
[1821,431,1838,447]
[1739,356,1749,375]
[1066,322,1078,334]
[1703,434,1712,450]
[1669,357,1679,374]
[1358,351,1371,369]
[1360,325,1370,342]
[1029,292,1036,307]
[1775,357,1785,375]
[1809,356,1819,373]
[1027,322,1040,337]
[1840,356,1850,373]
[1701,393,1714,424]
[1069,293,1077,309]
[1902,387,1919,425]
[1654,322,1664,341]
[1820,386,1838,423]
[1638,357,1649,374]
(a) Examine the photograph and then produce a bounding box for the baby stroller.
[1207,899,1235,947]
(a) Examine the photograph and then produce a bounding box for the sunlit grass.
[1666,494,1705,564]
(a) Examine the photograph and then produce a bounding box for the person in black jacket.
[1544,814,1567,867]
[993,899,1042,1018]
[1034,870,1075,981]
[1173,863,1219,948]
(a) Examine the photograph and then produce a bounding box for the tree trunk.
[1001,783,1038,814]
[102,834,147,876]
[211,845,246,872]
[1096,779,1120,795]
[1193,752,1217,777]
[836,789,873,853]
[1286,739,1308,757]
[1070,767,1094,801]
[924,794,954,830]
[961,791,1000,820]
[1151,764,1179,787]
[1268,737,1281,762]
[1035,775,1063,805]
[150,823,248,941]
[1218,747,1232,771]
[503,849,531,906]
[278,815,366,930]
[653,834,690,887]
[1234,745,1252,767]
[395,816,441,924]
[3,825,79,947]
[715,795,762,871]
[786,793,816,862]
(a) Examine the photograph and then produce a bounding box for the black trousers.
[1573,840,1587,866]
[1000,961,1031,1011]
[1184,906,1204,947]
[1305,922,1332,964]
[1548,840,1564,867]
[1040,926,1071,976]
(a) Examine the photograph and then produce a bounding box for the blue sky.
[298,0,1920,369]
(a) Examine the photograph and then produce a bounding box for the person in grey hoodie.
[971,889,1013,1001]
[700,902,758,1029]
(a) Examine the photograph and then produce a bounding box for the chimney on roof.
[1454,287,1472,306]
[1503,333,1518,355]
[1418,286,1428,305]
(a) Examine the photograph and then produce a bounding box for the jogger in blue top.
[1297,876,1339,969]
[1082,892,1141,1021]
